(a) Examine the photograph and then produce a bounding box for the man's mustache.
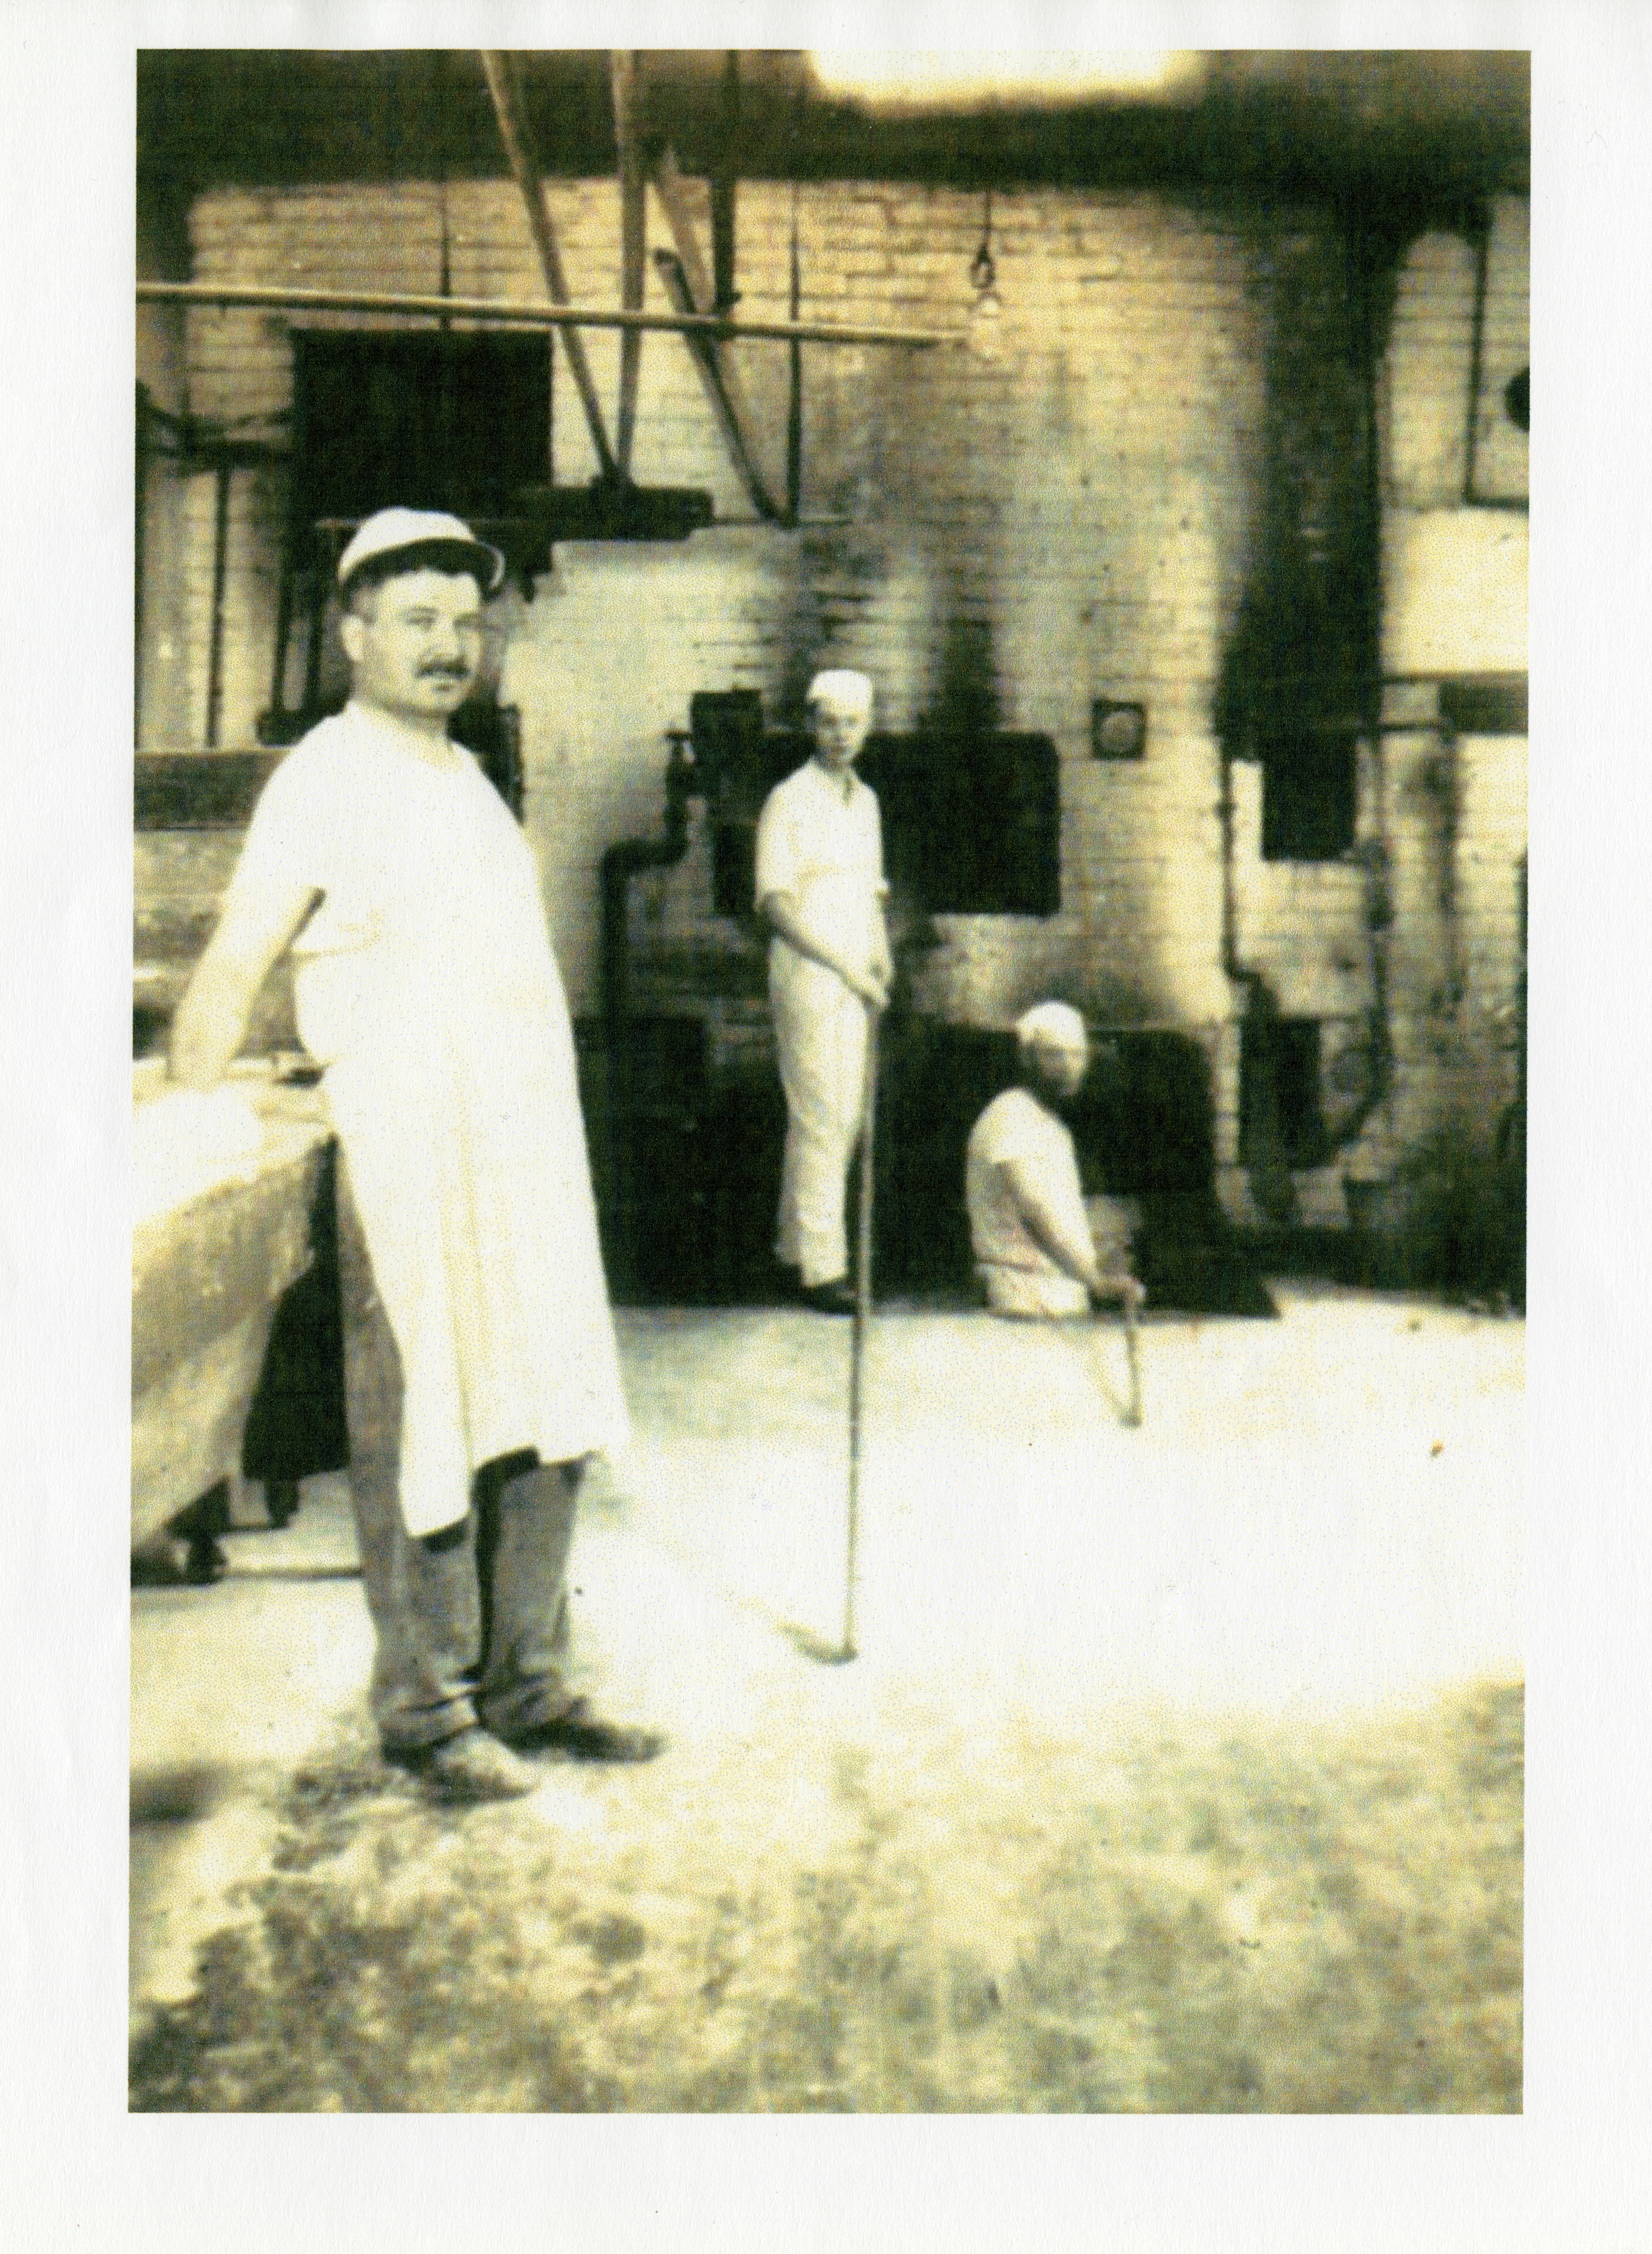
[418,661,472,680]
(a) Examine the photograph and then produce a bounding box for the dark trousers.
[337,1166,582,1752]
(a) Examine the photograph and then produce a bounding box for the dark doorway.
[288,330,552,526]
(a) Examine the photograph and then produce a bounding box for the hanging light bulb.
[968,189,1001,360]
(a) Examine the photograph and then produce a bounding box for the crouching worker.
[966,1003,1145,1320]
[169,507,663,1801]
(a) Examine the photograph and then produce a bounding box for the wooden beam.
[480,49,618,480]
[137,281,949,350]
[710,52,740,317]
[611,51,647,477]
[650,144,781,521]
[650,144,723,337]
[654,252,781,522]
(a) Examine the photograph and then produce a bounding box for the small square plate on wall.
[1092,699,1147,759]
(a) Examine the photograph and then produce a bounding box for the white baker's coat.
[226,701,628,1534]
[754,756,887,1285]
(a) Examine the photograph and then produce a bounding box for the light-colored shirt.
[754,756,887,991]
[965,1086,1092,1318]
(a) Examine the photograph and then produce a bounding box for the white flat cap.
[336,507,505,597]
[806,667,874,716]
[1016,1001,1088,1050]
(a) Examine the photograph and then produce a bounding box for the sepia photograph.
[4,0,1647,2241]
[123,40,1537,2122]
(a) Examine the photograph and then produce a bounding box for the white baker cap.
[336,507,505,597]
[806,667,874,717]
[1015,1001,1089,1051]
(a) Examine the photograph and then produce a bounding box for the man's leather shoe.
[799,1279,858,1316]
[385,1726,538,1801]
[505,1700,665,1764]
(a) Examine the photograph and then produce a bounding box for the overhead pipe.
[137,280,949,351]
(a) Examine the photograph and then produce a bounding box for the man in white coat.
[170,508,661,1799]
[754,668,893,1314]
[966,1002,1145,1320]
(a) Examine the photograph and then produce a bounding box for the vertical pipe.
[267,530,296,721]
[303,533,329,715]
[134,383,151,746]
[205,456,231,749]
[710,51,740,315]
[1348,209,1394,1120]
[786,196,803,524]
[1463,206,1492,505]
[611,50,646,476]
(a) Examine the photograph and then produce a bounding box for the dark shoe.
[505,1700,665,1764]
[799,1279,858,1316]
[385,1726,538,1801]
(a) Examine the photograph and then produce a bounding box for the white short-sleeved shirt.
[225,700,556,1062]
[965,1086,1092,1318]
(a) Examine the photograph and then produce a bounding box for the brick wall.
[154,172,1527,1235]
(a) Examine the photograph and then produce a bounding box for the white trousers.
[771,960,869,1287]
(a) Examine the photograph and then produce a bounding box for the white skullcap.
[806,667,874,716]
[1015,1001,1088,1051]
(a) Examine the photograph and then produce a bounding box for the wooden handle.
[843,1006,879,1658]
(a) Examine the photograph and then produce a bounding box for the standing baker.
[754,668,893,1315]
[170,508,661,1800]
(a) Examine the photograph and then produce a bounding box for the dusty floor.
[130,1284,1523,2112]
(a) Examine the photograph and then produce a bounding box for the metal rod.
[137,280,950,350]
[205,457,232,748]
[480,50,618,479]
[843,1006,880,1661]
[611,51,647,475]
[1463,206,1492,505]
[786,199,803,524]
[710,51,740,315]
[134,383,151,745]
[267,534,296,720]
[303,534,330,713]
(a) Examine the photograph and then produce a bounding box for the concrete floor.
[130,1282,1523,2108]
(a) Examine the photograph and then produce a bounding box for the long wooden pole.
[843,1006,880,1661]
[1123,1286,1143,1428]
[136,281,949,352]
